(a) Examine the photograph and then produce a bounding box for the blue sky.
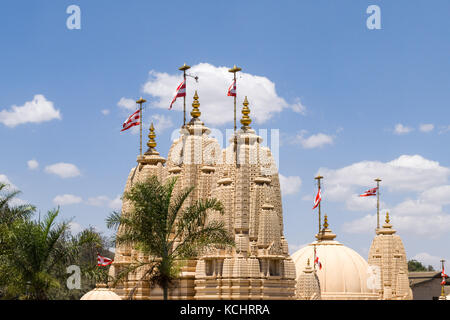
[1,1,450,269]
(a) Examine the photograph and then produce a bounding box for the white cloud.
[27,159,39,170]
[117,97,137,111]
[290,98,307,115]
[53,194,82,206]
[0,174,17,190]
[0,95,61,127]
[86,196,110,207]
[326,155,450,237]
[279,174,302,195]
[86,195,122,211]
[419,123,434,133]
[68,221,83,234]
[394,123,413,135]
[412,252,448,271]
[319,155,450,194]
[151,114,173,133]
[141,63,305,126]
[101,109,110,115]
[45,163,81,178]
[109,195,122,211]
[294,131,334,149]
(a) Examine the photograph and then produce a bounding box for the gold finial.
[307,258,310,266]
[228,64,242,73]
[190,91,201,119]
[147,122,157,149]
[385,212,390,224]
[136,97,147,104]
[179,63,191,71]
[240,96,252,128]
[323,214,329,229]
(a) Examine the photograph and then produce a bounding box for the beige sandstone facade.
[368,212,413,300]
[109,93,296,300]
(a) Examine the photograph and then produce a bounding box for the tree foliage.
[0,183,113,300]
[408,259,435,272]
[106,176,234,300]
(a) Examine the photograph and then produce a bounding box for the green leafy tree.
[106,176,234,300]
[0,183,112,300]
[408,259,435,272]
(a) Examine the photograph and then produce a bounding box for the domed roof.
[80,284,122,300]
[291,218,378,300]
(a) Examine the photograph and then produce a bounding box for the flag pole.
[228,65,242,132]
[315,175,323,235]
[136,97,147,156]
[441,259,446,298]
[375,178,382,231]
[179,63,191,127]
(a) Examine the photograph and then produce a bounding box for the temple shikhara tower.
[368,212,413,300]
[109,91,297,299]
[104,65,413,301]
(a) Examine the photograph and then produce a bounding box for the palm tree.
[0,183,35,226]
[106,176,234,300]
[1,208,73,299]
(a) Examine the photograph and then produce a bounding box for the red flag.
[312,188,321,210]
[121,109,140,132]
[97,253,114,266]
[227,80,236,97]
[359,187,378,197]
[169,80,186,109]
[314,256,322,270]
[442,266,448,279]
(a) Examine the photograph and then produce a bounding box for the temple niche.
[109,93,296,300]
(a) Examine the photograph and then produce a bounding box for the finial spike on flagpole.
[240,96,252,128]
[191,91,201,119]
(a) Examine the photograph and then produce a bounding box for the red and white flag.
[227,80,236,97]
[442,268,448,279]
[169,80,186,109]
[359,187,378,197]
[312,188,321,210]
[121,109,140,132]
[314,256,322,270]
[97,253,114,267]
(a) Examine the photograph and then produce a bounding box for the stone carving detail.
[110,94,296,299]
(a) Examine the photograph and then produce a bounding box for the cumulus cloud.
[53,194,82,206]
[0,174,17,190]
[394,123,413,135]
[141,63,304,126]
[117,97,136,111]
[101,109,110,115]
[324,155,450,236]
[279,174,302,195]
[68,222,83,234]
[27,159,39,170]
[109,195,122,211]
[0,95,61,127]
[412,252,448,270]
[129,114,174,135]
[419,123,434,133]
[294,131,334,149]
[290,98,307,115]
[86,195,122,211]
[45,163,81,178]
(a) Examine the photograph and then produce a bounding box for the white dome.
[291,227,378,300]
[80,284,122,300]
